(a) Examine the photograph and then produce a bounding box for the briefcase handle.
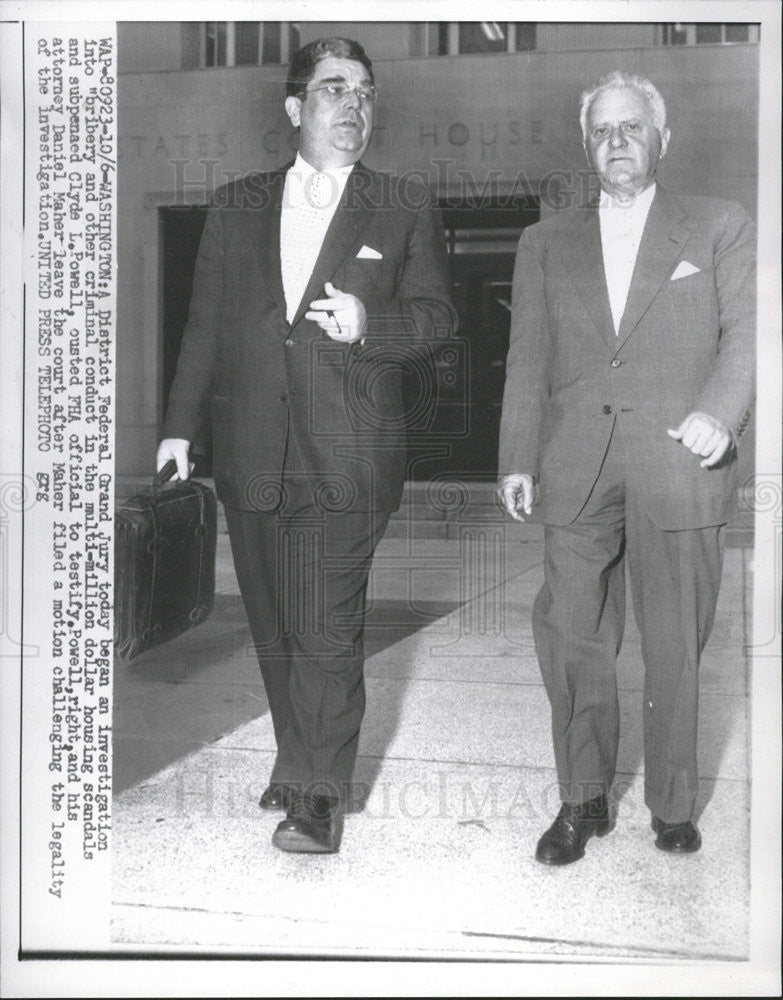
[152,459,178,488]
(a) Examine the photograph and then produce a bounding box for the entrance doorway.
[160,206,211,474]
[159,194,539,481]
[406,195,539,480]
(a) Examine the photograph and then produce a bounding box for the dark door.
[403,252,517,481]
[405,195,540,481]
[160,206,210,473]
[449,252,517,476]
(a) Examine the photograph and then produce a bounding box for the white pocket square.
[356,245,383,259]
[671,260,701,281]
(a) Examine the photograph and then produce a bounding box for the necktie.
[603,205,640,334]
[281,173,335,322]
[305,172,332,209]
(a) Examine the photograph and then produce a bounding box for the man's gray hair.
[579,71,667,140]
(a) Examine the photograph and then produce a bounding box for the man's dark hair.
[286,37,374,98]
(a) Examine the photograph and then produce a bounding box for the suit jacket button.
[602,404,612,414]
[610,359,623,368]
[284,338,294,347]
[279,394,288,403]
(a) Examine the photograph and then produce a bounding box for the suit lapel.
[249,167,288,320]
[558,207,617,348]
[616,187,690,344]
[290,162,376,328]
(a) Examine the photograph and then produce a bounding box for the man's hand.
[667,411,734,468]
[306,281,367,343]
[497,473,536,522]
[156,438,193,481]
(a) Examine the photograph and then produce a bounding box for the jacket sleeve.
[161,204,225,444]
[497,226,552,478]
[692,200,756,440]
[363,187,457,343]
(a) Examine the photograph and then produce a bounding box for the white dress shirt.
[598,182,656,334]
[280,153,355,324]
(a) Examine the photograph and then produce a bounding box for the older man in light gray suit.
[498,71,755,865]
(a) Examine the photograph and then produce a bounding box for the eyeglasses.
[302,82,378,105]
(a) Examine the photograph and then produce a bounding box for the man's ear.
[285,95,302,128]
[582,139,595,170]
[659,126,671,160]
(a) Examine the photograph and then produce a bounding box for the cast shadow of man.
[112,590,461,804]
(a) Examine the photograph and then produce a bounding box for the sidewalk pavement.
[110,483,756,971]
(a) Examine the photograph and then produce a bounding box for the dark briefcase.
[114,460,217,661]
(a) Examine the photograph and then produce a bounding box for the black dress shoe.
[651,816,701,853]
[258,783,293,811]
[535,794,611,866]
[272,792,342,854]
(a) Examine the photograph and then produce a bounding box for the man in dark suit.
[498,71,755,865]
[158,37,455,853]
